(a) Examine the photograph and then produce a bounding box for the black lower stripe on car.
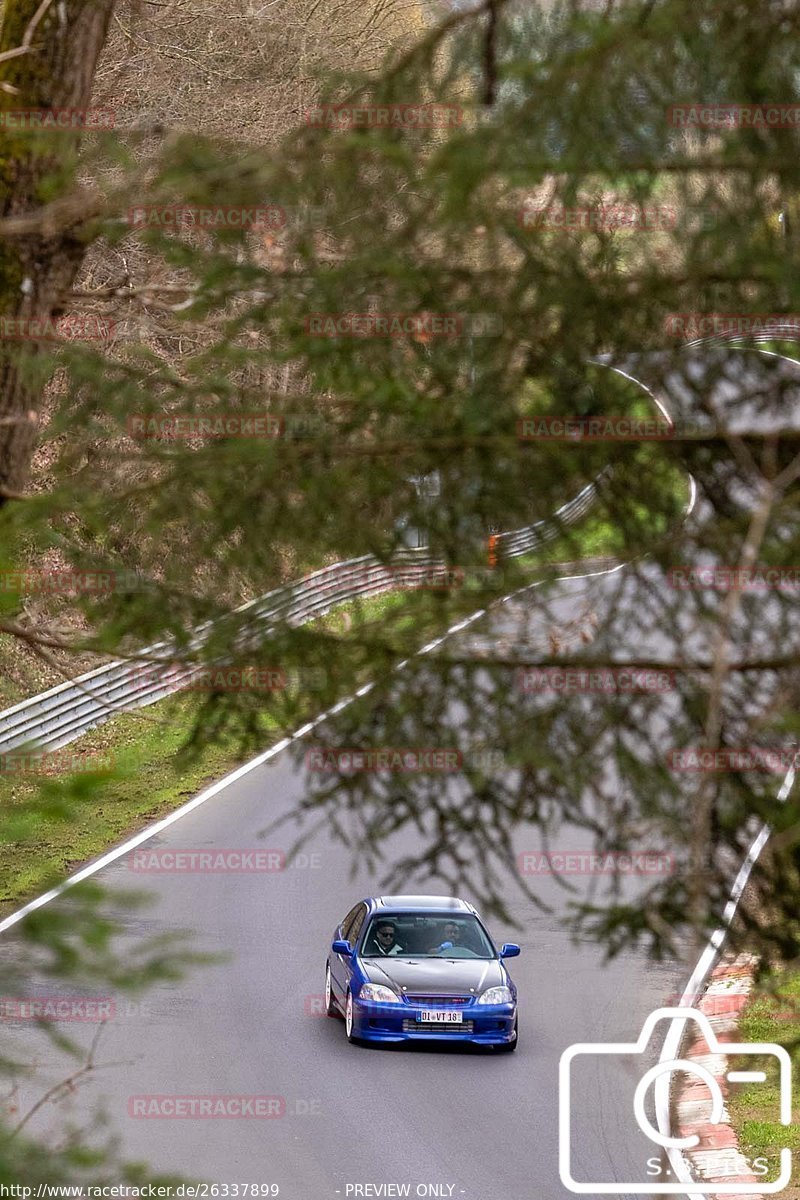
[402,1019,475,1033]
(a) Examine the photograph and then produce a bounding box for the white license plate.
[418,1009,462,1023]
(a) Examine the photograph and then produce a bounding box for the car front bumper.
[352,999,517,1045]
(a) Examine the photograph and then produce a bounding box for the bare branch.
[11,1024,133,1137]
[0,0,56,66]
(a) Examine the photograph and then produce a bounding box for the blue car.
[324,895,520,1050]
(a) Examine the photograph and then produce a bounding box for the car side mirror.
[331,939,353,956]
[500,943,520,959]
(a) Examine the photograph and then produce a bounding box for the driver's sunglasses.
[377,929,394,938]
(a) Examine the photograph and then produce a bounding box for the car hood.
[361,956,507,995]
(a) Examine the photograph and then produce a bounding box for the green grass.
[0,693,278,917]
[750,338,800,362]
[529,503,658,565]
[521,457,690,567]
[728,971,800,1192]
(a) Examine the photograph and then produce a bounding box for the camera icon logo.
[559,1006,792,1194]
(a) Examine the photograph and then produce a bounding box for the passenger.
[427,919,465,954]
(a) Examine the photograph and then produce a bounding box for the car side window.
[340,904,362,942]
[347,904,368,948]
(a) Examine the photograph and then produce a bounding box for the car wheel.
[345,990,360,1044]
[325,964,339,1017]
[498,1016,519,1052]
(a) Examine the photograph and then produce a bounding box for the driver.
[366,920,404,957]
[427,919,466,954]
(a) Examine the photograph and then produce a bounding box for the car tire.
[345,990,360,1044]
[325,964,339,1017]
[498,1016,519,1052]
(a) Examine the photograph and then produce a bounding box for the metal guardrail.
[682,324,800,349]
[0,476,603,757]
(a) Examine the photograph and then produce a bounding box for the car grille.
[402,1019,474,1033]
[404,994,472,1005]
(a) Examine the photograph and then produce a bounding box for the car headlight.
[358,983,400,1004]
[477,986,513,1005]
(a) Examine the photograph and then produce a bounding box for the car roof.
[370,895,476,915]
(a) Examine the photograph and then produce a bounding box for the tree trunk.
[0,0,116,504]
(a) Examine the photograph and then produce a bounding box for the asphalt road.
[1,566,689,1200]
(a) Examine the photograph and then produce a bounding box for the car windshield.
[360,913,495,959]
